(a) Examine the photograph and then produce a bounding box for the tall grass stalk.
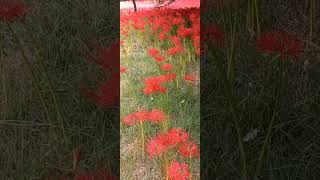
[6,23,65,144]
[219,2,248,179]
[0,35,9,119]
[254,57,284,179]
[222,0,238,84]
[21,21,69,148]
[213,54,248,180]
[247,0,261,36]
[139,121,146,157]
[309,0,315,38]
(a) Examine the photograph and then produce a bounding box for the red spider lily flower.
[172,17,185,25]
[119,40,124,46]
[256,31,303,59]
[147,128,189,158]
[123,110,148,125]
[143,73,176,95]
[167,46,184,56]
[159,32,167,41]
[81,75,119,108]
[84,41,120,74]
[184,74,197,82]
[81,41,119,108]
[143,82,167,96]
[132,19,145,31]
[167,161,191,180]
[155,55,165,62]
[148,48,159,57]
[165,128,189,146]
[120,66,126,73]
[170,36,182,47]
[202,24,225,47]
[144,73,176,85]
[179,141,200,158]
[160,63,173,71]
[148,109,166,123]
[177,26,193,38]
[123,109,166,125]
[0,1,29,22]
[147,135,168,158]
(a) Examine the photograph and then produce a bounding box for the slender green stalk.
[218,4,247,178]
[213,55,248,180]
[254,0,261,35]
[6,23,51,123]
[139,121,145,157]
[309,0,315,37]
[247,0,261,35]
[22,21,68,148]
[0,35,9,119]
[6,23,69,146]
[254,58,284,179]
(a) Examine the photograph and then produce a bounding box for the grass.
[0,0,119,178]
[201,0,320,179]
[120,10,200,179]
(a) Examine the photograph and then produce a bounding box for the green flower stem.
[139,121,145,157]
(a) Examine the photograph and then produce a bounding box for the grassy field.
[0,0,119,179]
[120,8,200,179]
[201,0,320,179]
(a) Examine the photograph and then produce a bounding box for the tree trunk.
[132,0,137,12]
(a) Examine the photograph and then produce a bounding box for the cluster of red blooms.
[143,73,176,95]
[146,128,200,158]
[81,41,120,108]
[0,0,28,22]
[121,8,200,56]
[201,24,225,48]
[121,7,200,180]
[200,23,303,60]
[257,31,303,59]
[167,161,191,180]
[148,48,165,62]
[123,109,166,125]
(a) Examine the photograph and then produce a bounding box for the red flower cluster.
[160,63,173,71]
[121,8,200,57]
[167,46,184,56]
[201,24,225,47]
[120,66,126,73]
[184,74,197,82]
[81,41,119,108]
[179,141,200,158]
[256,31,303,59]
[120,7,200,179]
[148,48,166,62]
[167,161,191,180]
[143,73,176,95]
[146,128,199,159]
[148,48,160,57]
[123,109,166,125]
[146,128,189,158]
[0,0,29,22]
